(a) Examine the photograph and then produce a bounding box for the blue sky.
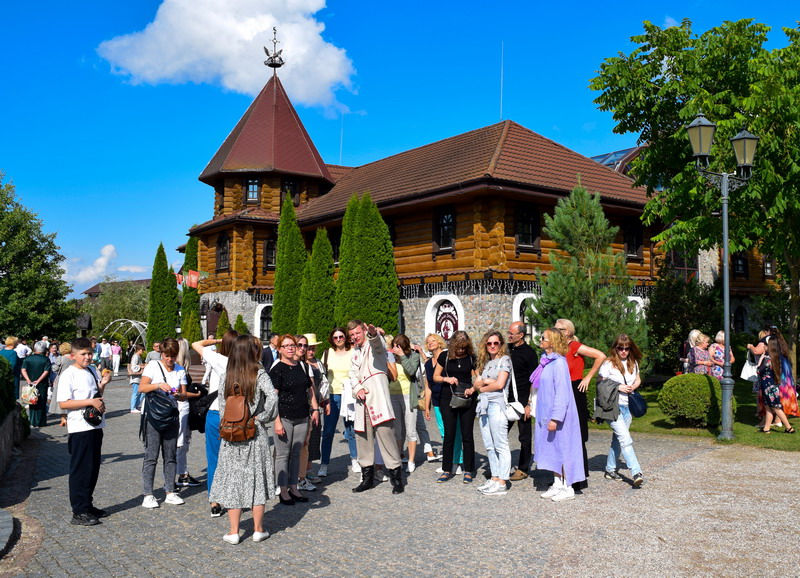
[0,1,794,297]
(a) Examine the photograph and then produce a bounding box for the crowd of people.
[34,317,789,540]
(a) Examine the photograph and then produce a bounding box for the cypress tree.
[146,243,179,348]
[234,314,250,335]
[334,195,363,325]
[529,184,647,354]
[353,193,399,333]
[216,309,231,336]
[272,194,307,335]
[180,236,202,341]
[298,228,336,349]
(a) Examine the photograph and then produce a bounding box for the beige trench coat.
[349,334,395,431]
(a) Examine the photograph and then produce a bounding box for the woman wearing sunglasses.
[597,334,644,487]
[473,330,512,495]
[319,327,358,475]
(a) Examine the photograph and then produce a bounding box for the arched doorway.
[255,304,273,343]
[424,293,465,340]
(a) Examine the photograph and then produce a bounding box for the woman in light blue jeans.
[474,330,512,495]
[598,334,644,487]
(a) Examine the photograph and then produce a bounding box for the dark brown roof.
[298,120,645,223]
[325,164,355,183]
[191,207,280,235]
[199,75,333,185]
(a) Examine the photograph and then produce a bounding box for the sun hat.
[303,333,322,346]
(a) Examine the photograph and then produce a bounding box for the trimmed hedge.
[657,373,736,427]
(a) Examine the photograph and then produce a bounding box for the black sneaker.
[604,470,622,481]
[71,512,100,526]
[177,475,202,487]
[633,473,644,487]
[88,506,108,519]
[210,504,223,518]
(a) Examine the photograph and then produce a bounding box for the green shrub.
[216,310,231,336]
[234,314,250,335]
[657,373,736,427]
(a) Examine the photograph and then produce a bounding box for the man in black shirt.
[507,321,538,481]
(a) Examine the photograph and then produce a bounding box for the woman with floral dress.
[708,331,735,380]
[209,335,278,544]
[689,334,713,375]
[757,339,796,434]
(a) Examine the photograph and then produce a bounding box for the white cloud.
[66,244,118,285]
[664,16,679,28]
[98,0,355,107]
[118,265,147,273]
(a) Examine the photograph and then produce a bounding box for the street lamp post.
[686,112,759,440]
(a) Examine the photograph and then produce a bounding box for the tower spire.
[263,27,284,75]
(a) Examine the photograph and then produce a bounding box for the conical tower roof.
[199,75,333,185]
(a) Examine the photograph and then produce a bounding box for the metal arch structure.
[100,319,148,346]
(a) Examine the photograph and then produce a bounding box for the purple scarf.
[529,354,555,389]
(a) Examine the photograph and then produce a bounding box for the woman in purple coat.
[526,327,585,502]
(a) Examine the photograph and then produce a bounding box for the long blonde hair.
[476,330,508,373]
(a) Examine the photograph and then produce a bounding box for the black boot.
[352,465,374,493]
[388,466,404,494]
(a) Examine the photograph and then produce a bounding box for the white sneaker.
[252,530,270,542]
[476,479,493,492]
[297,478,317,491]
[423,443,433,454]
[142,495,159,509]
[482,480,508,495]
[305,471,322,484]
[165,492,185,505]
[435,466,444,474]
[407,461,416,473]
[223,533,240,545]
[351,459,361,473]
[317,464,328,477]
[551,486,576,502]
[455,465,463,475]
[541,480,563,499]
[426,453,442,462]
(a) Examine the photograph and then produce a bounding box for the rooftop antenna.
[264,27,284,74]
[499,41,504,121]
[339,112,345,165]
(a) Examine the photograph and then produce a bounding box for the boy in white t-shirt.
[57,337,112,526]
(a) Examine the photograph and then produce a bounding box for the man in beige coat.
[348,320,404,494]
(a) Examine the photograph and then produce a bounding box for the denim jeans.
[130,380,144,411]
[606,404,642,476]
[479,400,511,480]
[205,410,220,494]
[321,394,358,464]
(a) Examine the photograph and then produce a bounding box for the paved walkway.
[1,376,799,576]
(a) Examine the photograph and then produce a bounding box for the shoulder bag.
[624,365,647,418]
[82,368,104,426]
[444,352,472,409]
[504,362,525,421]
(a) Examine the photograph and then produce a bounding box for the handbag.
[21,384,39,406]
[622,366,647,418]
[443,351,473,409]
[740,351,759,382]
[504,366,525,421]
[82,368,104,426]
[143,363,179,432]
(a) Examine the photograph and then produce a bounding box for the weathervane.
[264,27,284,72]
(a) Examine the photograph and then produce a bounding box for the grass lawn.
[588,378,800,451]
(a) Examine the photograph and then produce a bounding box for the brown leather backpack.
[219,383,256,442]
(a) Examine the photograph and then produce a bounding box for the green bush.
[216,310,231,336]
[657,373,736,427]
[234,314,250,335]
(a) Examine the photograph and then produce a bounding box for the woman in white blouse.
[597,334,644,487]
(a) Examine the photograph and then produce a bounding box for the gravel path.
[1,375,798,576]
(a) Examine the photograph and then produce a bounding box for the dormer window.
[245,178,260,204]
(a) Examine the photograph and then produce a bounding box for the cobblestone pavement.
[1,376,799,576]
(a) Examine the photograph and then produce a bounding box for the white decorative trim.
[627,296,645,318]
[424,293,465,337]
[254,303,273,339]
[512,293,539,339]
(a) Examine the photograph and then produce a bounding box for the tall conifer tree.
[216,309,231,336]
[528,184,647,353]
[298,228,336,349]
[234,314,250,335]
[146,243,179,348]
[272,194,307,334]
[334,195,363,325]
[180,236,202,342]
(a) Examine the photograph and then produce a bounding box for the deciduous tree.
[590,18,800,360]
[81,276,150,335]
[0,173,74,338]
